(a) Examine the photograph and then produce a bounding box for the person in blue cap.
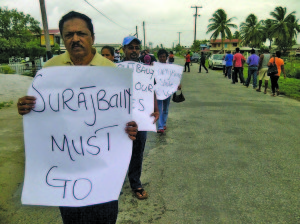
[122,36,159,199]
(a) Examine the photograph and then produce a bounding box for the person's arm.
[267,58,273,67]
[232,55,236,68]
[258,54,264,70]
[151,93,159,124]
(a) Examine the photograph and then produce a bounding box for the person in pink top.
[232,47,246,84]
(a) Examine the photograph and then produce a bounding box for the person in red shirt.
[184,51,190,72]
[232,47,246,84]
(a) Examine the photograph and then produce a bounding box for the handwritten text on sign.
[22,66,133,207]
[153,62,183,100]
[117,62,156,132]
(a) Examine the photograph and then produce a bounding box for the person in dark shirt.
[198,52,208,73]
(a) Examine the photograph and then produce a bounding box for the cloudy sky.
[1,0,300,48]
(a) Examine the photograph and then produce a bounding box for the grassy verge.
[0,101,13,109]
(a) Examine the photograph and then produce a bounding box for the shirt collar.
[62,48,98,65]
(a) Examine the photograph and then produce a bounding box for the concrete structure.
[210,39,242,53]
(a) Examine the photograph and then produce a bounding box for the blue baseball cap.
[122,36,141,46]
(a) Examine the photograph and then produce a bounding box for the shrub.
[1,65,15,74]
[22,71,35,77]
[0,101,13,109]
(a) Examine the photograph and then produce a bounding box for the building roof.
[210,39,240,43]
[41,29,60,35]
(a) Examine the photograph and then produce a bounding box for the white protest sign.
[153,62,183,100]
[22,66,133,207]
[117,62,156,132]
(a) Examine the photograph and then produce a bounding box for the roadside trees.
[0,7,45,63]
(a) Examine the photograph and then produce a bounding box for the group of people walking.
[223,47,286,96]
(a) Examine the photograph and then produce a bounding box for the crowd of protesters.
[222,48,286,96]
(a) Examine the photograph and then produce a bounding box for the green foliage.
[174,44,183,53]
[51,43,60,55]
[0,7,44,63]
[22,70,35,77]
[240,14,264,48]
[206,9,237,50]
[1,65,15,74]
[0,101,13,109]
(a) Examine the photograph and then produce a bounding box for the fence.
[0,58,42,75]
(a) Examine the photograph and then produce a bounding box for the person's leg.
[239,67,245,83]
[157,100,164,130]
[187,62,190,72]
[128,131,147,191]
[184,62,187,72]
[203,62,208,72]
[263,68,270,94]
[227,66,232,79]
[257,69,263,91]
[253,67,258,88]
[223,65,225,75]
[245,67,252,87]
[199,63,202,73]
[59,201,119,224]
[162,97,171,128]
[270,76,276,95]
[232,67,236,83]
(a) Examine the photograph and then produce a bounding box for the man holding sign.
[121,36,159,200]
[17,11,137,224]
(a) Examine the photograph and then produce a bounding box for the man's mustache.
[72,42,84,49]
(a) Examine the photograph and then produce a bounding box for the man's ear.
[92,35,95,44]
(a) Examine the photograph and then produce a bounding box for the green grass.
[0,101,13,109]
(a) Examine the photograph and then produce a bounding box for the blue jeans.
[157,97,171,130]
[226,66,232,79]
[128,131,147,190]
[245,66,258,88]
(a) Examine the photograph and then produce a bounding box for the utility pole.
[191,6,202,43]
[143,21,146,49]
[177,32,182,45]
[136,26,138,38]
[39,0,52,60]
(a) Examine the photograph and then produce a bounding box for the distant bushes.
[1,65,15,74]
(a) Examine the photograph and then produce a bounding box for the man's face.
[62,18,95,60]
[101,48,114,62]
[158,53,167,63]
[123,40,140,61]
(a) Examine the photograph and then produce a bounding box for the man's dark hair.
[227,51,231,54]
[251,49,255,54]
[59,11,94,37]
[236,47,240,52]
[264,49,270,53]
[276,51,281,58]
[170,51,173,54]
[101,46,115,56]
[201,51,204,55]
[158,49,169,58]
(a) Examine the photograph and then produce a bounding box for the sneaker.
[157,129,164,133]
[163,126,167,130]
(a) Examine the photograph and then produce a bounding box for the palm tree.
[206,9,237,52]
[261,19,274,49]
[240,14,264,48]
[269,6,298,42]
[232,31,241,39]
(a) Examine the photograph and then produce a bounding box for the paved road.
[0,60,299,223]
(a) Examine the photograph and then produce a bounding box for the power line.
[83,0,131,31]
